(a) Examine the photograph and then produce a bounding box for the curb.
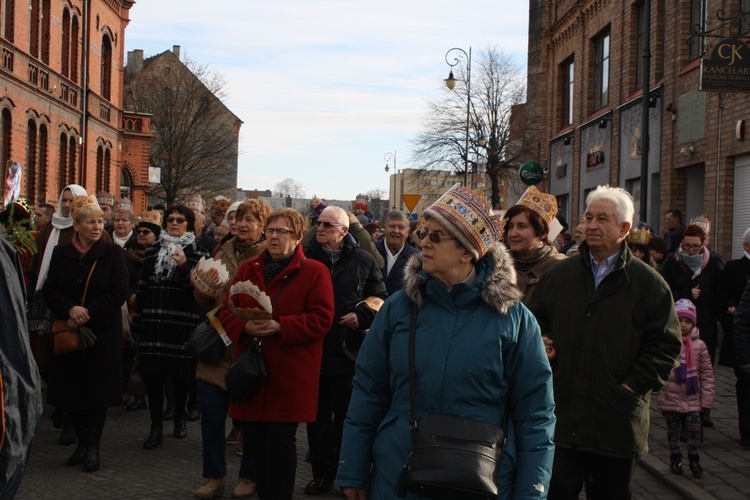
[638,454,718,500]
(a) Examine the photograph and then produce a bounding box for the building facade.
[388,168,464,216]
[529,0,750,259]
[0,0,152,211]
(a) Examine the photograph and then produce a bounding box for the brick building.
[528,0,750,259]
[0,0,151,211]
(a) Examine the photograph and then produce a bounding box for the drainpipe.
[715,95,722,251]
[78,0,90,184]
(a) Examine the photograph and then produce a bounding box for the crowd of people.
[1,181,750,500]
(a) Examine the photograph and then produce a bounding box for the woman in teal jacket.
[337,185,555,499]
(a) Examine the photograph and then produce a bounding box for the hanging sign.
[519,161,544,186]
[700,38,750,92]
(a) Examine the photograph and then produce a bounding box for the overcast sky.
[125,1,530,201]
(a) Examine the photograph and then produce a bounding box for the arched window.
[100,34,112,100]
[61,8,70,77]
[38,123,47,202]
[120,166,133,200]
[40,0,50,64]
[26,120,37,201]
[96,145,104,192]
[29,1,40,58]
[104,148,111,193]
[1,109,11,175]
[2,0,15,42]
[67,136,76,184]
[70,15,79,82]
[58,132,68,192]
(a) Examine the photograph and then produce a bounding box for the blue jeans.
[197,380,229,478]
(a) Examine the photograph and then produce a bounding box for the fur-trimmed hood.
[403,242,522,315]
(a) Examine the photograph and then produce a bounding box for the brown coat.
[515,246,566,305]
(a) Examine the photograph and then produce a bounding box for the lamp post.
[384,151,396,173]
[385,151,398,210]
[445,46,472,188]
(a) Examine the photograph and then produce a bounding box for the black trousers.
[243,422,298,500]
[145,373,188,427]
[548,447,636,500]
[306,373,353,481]
[736,368,750,443]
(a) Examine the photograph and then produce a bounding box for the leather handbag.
[225,339,266,403]
[395,305,507,500]
[52,260,98,355]
[186,307,226,362]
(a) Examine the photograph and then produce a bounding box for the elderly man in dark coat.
[375,210,420,295]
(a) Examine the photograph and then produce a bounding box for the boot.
[126,395,147,411]
[143,425,163,449]
[669,453,683,475]
[231,479,256,499]
[194,477,225,499]
[701,409,714,428]
[173,418,187,439]
[83,409,105,472]
[58,413,77,445]
[64,416,87,466]
[689,454,703,478]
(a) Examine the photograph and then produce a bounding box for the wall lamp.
[598,118,610,129]
[563,137,572,146]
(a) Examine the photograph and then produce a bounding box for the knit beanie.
[675,298,697,325]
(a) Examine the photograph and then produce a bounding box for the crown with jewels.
[95,193,115,207]
[690,215,710,236]
[627,227,651,245]
[72,195,102,218]
[516,186,558,225]
[113,198,133,212]
[138,210,162,227]
[212,196,231,212]
[185,194,204,213]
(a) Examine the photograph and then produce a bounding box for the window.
[120,167,133,200]
[2,0,15,42]
[689,0,707,60]
[26,120,37,202]
[70,16,79,82]
[38,123,47,202]
[742,0,750,35]
[68,136,76,184]
[96,146,104,192]
[561,57,575,126]
[59,133,68,191]
[635,3,646,89]
[100,34,112,100]
[61,8,70,77]
[593,30,610,110]
[1,109,11,175]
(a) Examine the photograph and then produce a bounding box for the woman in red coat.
[219,207,334,500]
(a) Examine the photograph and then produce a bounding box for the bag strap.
[407,302,510,442]
[80,259,98,306]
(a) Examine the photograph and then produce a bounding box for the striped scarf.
[675,331,700,395]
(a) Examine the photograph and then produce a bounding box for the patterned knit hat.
[72,195,102,218]
[675,298,697,325]
[424,184,504,260]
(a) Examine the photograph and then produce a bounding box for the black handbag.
[186,307,226,362]
[395,305,508,500]
[225,340,267,403]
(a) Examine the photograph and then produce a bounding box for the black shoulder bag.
[395,304,508,500]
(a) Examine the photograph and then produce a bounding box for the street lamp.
[445,46,472,187]
[384,151,396,173]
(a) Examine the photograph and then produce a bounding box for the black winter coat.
[717,256,750,367]
[734,280,750,367]
[306,234,388,376]
[375,239,420,296]
[43,238,129,410]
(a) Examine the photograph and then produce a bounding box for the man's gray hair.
[586,185,634,227]
[743,227,750,247]
[320,206,349,227]
[386,210,410,224]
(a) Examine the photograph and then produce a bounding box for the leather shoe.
[226,426,242,445]
[174,419,187,439]
[126,396,147,411]
[194,477,225,499]
[162,407,175,420]
[304,478,334,495]
[143,426,163,449]
[186,407,201,422]
[65,444,87,466]
[231,478,256,499]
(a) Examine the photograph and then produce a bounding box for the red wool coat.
[219,245,334,422]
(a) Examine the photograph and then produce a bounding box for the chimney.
[125,49,144,78]
[172,45,181,60]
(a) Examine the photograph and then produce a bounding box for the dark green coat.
[528,242,681,459]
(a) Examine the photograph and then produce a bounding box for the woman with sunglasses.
[337,185,555,499]
[122,211,162,411]
[132,204,205,450]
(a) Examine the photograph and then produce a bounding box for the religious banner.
[4,161,22,208]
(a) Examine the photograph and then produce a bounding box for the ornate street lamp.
[445,46,472,187]
[384,151,396,173]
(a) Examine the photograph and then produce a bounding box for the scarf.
[677,246,710,279]
[36,184,88,291]
[154,232,196,282]
[512,245,552,272]
[675,328,700,395]
[113,230,133,248]
[263,253,294,285]
[128,244,147,266]
[71,233,94,257]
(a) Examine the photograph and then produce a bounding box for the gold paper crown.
[424,184,504,260]
[185,194,204,212]
[190,257,230,298]
[515,186,558,225]
[11,197,33,217]
[113,198,133,212]
[95,193,115,207]
[627,227,651,245]
[212,196,231,212]
[71,195,102,218]
[690,215,710,235]
[138,210,163,227]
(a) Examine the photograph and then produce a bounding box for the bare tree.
[274,178,306,199]
[411,47,535,209]
[125,55,240,206]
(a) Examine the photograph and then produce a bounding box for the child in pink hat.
[657,298,715,478]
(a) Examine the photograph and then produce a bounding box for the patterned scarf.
[154,232,196,282]
[263,253,294,285]
[675,329,700,395]
[512,245,552,272]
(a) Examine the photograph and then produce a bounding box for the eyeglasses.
[416,230,454,243]
[683,243,702,250]
[266,228,294,236]
[314,220,344,229]
[135,229,152,235]
[166,217,187,224]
